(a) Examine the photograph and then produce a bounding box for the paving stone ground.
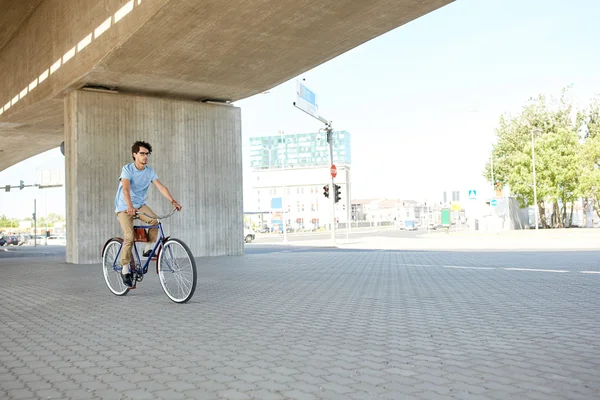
[1,247,599,399]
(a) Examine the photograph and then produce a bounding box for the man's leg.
[137,205,159,255]
[116,212,135,287]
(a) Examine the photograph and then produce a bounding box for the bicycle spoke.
[102,240,129,296]
[158,239,196,303]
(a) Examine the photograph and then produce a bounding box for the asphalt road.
[252,226,426,243]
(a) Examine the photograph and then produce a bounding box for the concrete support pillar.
[65,90,243,264]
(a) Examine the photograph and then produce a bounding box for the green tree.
[533,89,580,227]
[578,96,600,224]
[0,215,19,229]
[483,88,581,228]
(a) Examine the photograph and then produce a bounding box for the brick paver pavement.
[1,247,599,399]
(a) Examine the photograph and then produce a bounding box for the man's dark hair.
[132,141,152,160]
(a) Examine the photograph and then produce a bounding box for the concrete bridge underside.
[0,0,452,263]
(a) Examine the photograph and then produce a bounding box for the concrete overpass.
[0,0,452,263]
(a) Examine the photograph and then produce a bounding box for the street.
[252,225,429,244]
[1,237,599,400]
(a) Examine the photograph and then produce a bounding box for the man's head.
[131,141,152,165]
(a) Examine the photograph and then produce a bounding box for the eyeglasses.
[137,152,151,156]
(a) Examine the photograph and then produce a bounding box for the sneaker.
[121,272,134,288]
[142,250,152,258]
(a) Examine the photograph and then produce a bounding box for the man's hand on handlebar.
[126,207,137,216]
[172,200,182,212]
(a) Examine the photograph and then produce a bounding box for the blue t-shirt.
[114,163,158,212]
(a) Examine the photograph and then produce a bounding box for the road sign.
[294,80,319,120]
[330,164,337,178]
[490,199,498,207]
[468,189,477,200]
[441,208,451,226]
[271,197,282,209]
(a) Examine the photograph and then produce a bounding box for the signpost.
[294,80,337,245]
[293,80,327,123]
[467,190,477,232]
[441,208,451,227]
[330,164,337,178]
[271,197,283,233]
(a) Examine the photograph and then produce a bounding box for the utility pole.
[280,129,288,243]
[326,125,337,246]
[293,79,338,246]
[33,199,37,247]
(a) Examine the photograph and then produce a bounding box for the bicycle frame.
[102,207,197,302]
[102,208,176,274]
[111,222,165,275]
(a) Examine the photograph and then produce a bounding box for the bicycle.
[101,208,197,303]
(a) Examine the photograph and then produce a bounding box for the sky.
[1,0,600,219]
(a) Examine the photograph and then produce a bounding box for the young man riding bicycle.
[114,141,182,288]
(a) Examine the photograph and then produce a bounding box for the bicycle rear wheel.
[157,238,197,303]
[102,238,129,296]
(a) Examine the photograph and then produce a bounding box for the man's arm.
[122,179,136,216]
[153,179,182,211]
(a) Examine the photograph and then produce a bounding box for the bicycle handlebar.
[135,207,178,220]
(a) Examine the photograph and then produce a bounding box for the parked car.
[6,236,19,246]
[244,226,256,243]
[47,235,67,245]
[0,236,7,246]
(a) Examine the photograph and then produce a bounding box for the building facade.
[249,131,352,230]
[249,130,351,170]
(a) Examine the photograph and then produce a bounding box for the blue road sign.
[271,197,282,209]
[468,190,477,200]
[490,199,498,207]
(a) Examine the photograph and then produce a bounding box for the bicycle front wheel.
[157,238,197,303]
[102,238,129,296]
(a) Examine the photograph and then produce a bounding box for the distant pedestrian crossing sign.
[468,190,477,200]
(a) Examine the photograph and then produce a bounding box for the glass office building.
[249,131,351,170]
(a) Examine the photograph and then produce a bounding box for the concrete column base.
[65,90,242,264]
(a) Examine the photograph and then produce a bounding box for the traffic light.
[19,180,24,190]
[4,185,9,192]
[32,212,36,221]
[334,184,341,203]
[323,185,329,198]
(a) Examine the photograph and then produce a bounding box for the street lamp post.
[531,128,542,231]
[491,153,494,192]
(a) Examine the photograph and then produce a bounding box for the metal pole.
[34,199,37,247]
[45,188,48,245]
[327,127,336,246]
[491,153,494,191]
[346,168,350,240]
[425,201,430,234]
[532,131,539,231]
[280,130,288,243]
